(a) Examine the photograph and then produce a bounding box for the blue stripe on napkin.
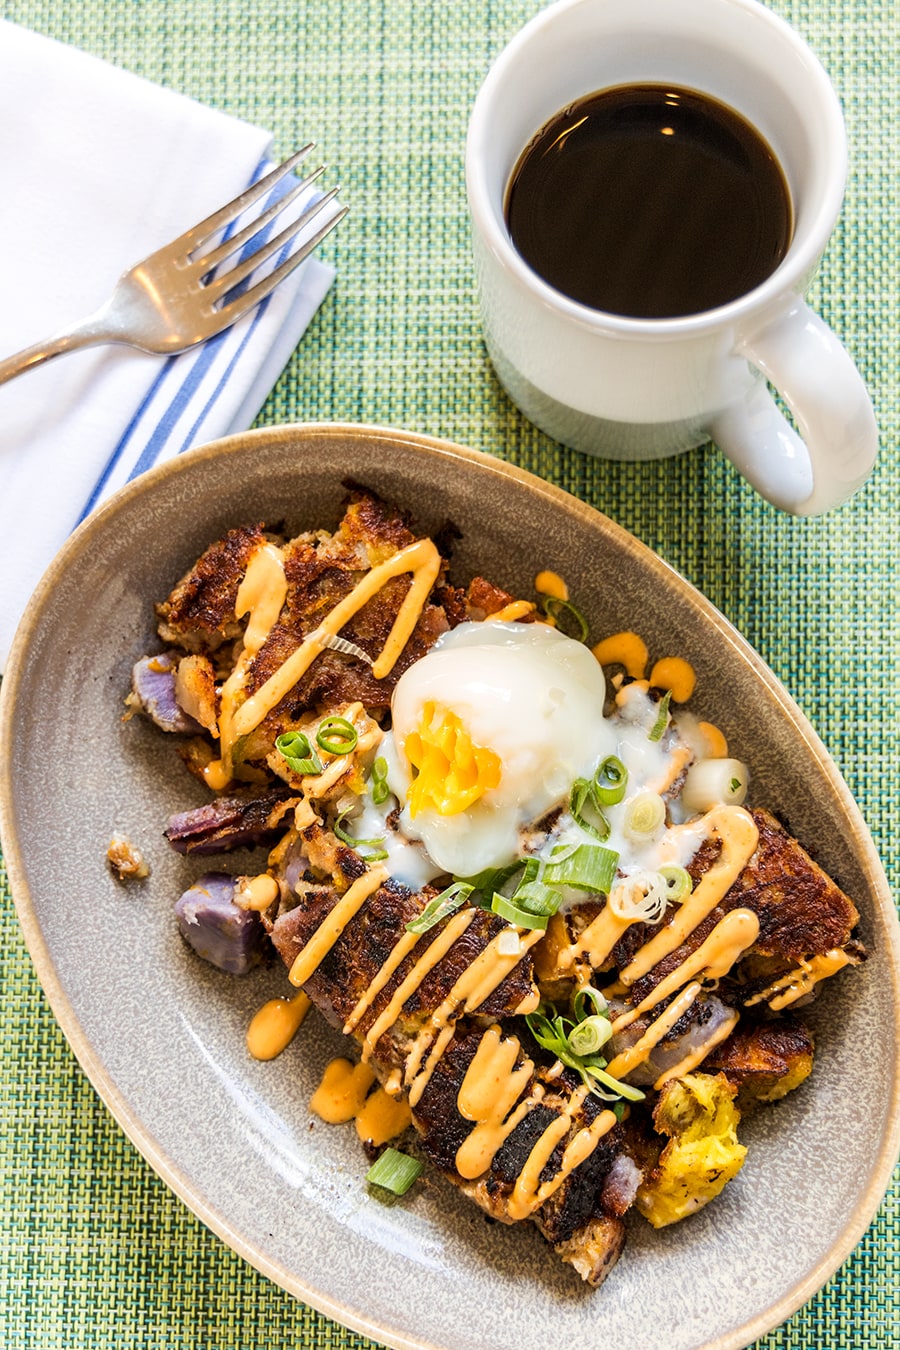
[77,155,312,522]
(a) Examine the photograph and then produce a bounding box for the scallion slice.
[539,594,590,643]
[659,863,692,903]
[570,777,611,841]
[370,756,390,805]
[406,881,474,935]
[524,998,643,1106]
[573,985,609,1021]
[275,730,323,776]
[568,1014,613,1056]
[582,1064,646,1102]
[317,631,374,665]
[608,870,669,924]
[316,715,358,756]
[366,1148,424,1196]
[623,791,666,841]
[541,842,618,895]
[461,861,522,903]
[648,690,672,742]
[593,755,628,805]
[334,810,389,861]
[491,893,550,930]
[509,878,561,916]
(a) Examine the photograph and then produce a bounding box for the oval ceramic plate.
[1,424,898,1350]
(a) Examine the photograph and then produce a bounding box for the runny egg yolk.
[405,703,502,818]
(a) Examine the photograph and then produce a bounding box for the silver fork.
[0,147,346,385]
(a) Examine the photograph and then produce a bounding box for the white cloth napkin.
[0,20,337,671]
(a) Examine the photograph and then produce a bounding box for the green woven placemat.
[1,1,897,1347]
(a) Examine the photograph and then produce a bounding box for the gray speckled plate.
[1,423,898,1350]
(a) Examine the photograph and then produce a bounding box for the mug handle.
[709,300,878,515]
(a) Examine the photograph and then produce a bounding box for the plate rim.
[1,420,898,1350]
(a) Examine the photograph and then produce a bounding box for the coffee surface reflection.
[505,84,793,320]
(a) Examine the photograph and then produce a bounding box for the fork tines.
[181,149,347,314]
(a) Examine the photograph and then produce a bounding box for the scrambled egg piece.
[636,1072,746,1228]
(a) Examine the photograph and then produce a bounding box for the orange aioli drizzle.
[643,742,694,796]
[360,909,477,1057]
[745,947,855,1011]
[354,1083,413,1146]
[214,560,786,1211]
[604,981,703,1080]
[309,1057,413,1146]
[342,930,421,1036]
[405,929,545,1108]
[288,866,388,989]
[698,720,728,758]
[454,1026,537,1180]
[558,906,633,973]
[507,1086,617,1221]
[204,541,288,789]
[232,538,442,740]
[235,872,280,912]
[246,990,311,1060]
[612,907,761,1034]
[648,656,696,703]
[534,570,569,601]
[489,600,535,622]
[652,1007,740,1091]
[310,1057,375,1121]
[618,805,759,987]
[592,630,648,679]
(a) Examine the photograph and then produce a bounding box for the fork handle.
[0,306,120,385]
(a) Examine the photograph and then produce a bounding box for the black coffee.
[505,84,792,320]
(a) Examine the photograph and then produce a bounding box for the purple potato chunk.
[164,788,291,854]
[131,653,202,733]
[174,873,266,974]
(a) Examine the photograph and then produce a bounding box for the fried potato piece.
[635,1072,746,1229]
[705,1018,814,1104]
[156,523,268,652]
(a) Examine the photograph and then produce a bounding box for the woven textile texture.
[0,1,897,1348]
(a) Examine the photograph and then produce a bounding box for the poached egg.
[384,621,615,876]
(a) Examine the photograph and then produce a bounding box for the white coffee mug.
[465,0,878,515]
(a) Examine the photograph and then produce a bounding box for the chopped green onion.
[593,755,628,805]
[568,1015,613,1056]
[543,838,580,867]
[334,810,389,861]
[526,1007,572,1060]
[659,863,692,903]
[648,690,672,742]
[316,715,358,756]
[461,861,522,903]
[275,730,323,776]
[623,791,666,841]
[541,842,618,895]
[539,594,590,643]
[608,870,669,924]
[509,878,561,916]
[406,881,474,935]
[570,777,611,841]
[370,756,390,805]
[573,985,608,1022]
[491,893,550,930]
[730,777,742,793]
[582,1064,646,1102]
[317,632,373,665]
[524,1000,644,1105]
[366,1147,424,1196]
